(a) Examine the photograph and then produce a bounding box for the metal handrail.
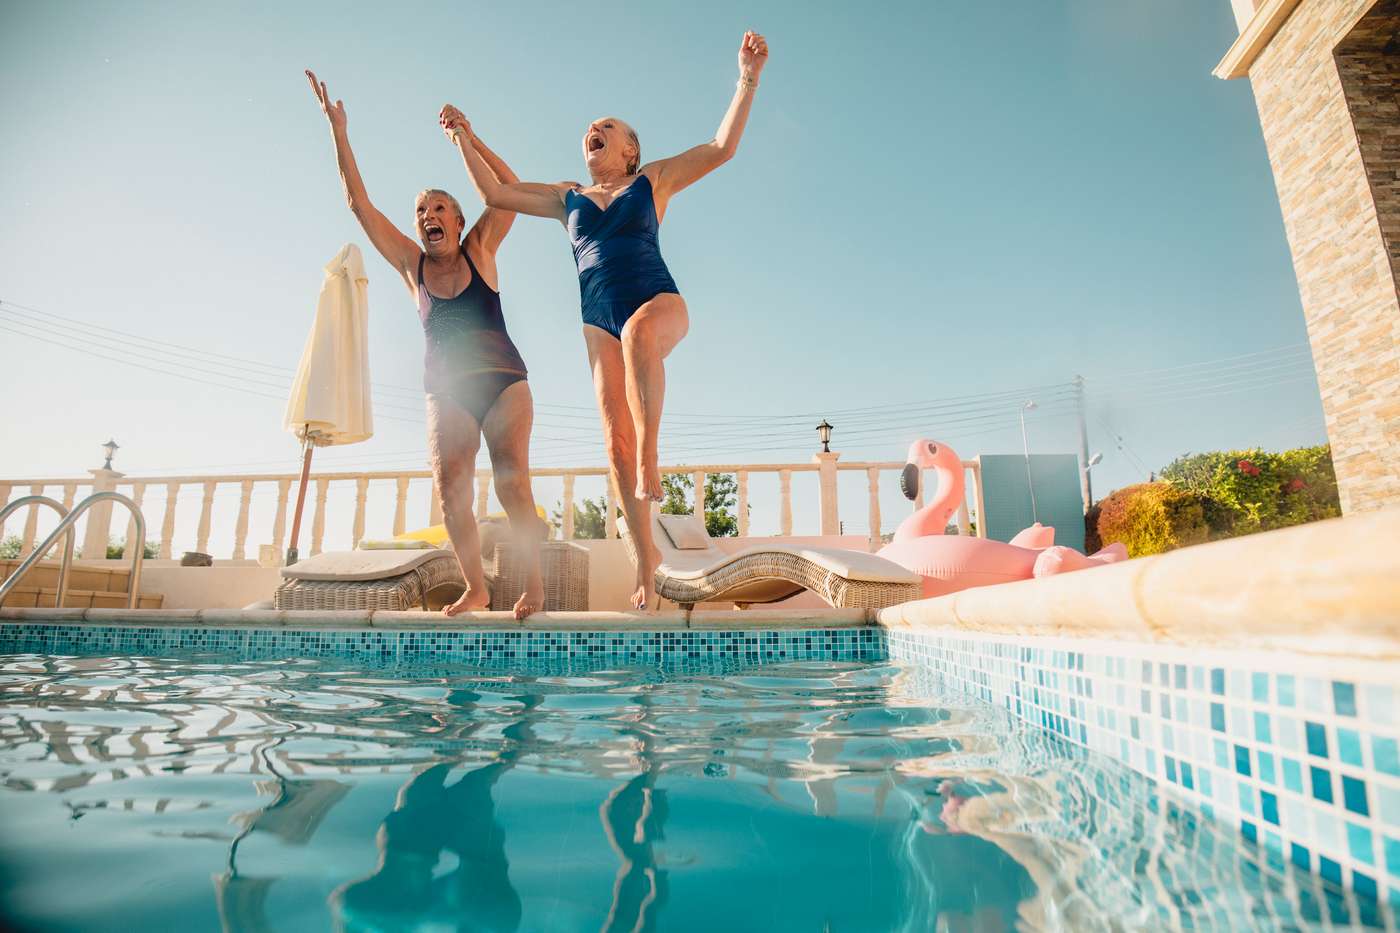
[0,492,146,610]
[0,496,76,603]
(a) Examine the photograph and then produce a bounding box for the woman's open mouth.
[587,134,605,153]
[424,222,444,243]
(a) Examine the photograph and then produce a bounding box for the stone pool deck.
[3,508,1397,657]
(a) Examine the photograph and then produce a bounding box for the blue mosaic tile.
[1305,721,1329,759]
[1386,836,1400,877]
[1261,790,1280,826]
[1333,681,1357,717]
[1254,711,1272,745]
[1348,823,1375,866]
[1337,728,1363,767]
[1319,856,1343,886]
[1234,744,1252,777]
[1252,672,1270,702]
[1342,776,1370,817]
[1258,751,1277,786]
[1374,736,1399,778]
[1380,785,1400,828]
[1311,766,1335,804]
[1210,667,1225,696]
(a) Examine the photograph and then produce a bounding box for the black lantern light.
[816,419,833,454]
[102,439,120,470]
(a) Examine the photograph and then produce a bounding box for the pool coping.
[0,606,875,631]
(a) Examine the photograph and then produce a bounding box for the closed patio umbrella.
[282,243,373,564]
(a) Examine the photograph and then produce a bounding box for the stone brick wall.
[1245,0,1400,513]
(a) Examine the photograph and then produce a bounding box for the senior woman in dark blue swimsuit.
[306,70,546,620]
[444,30,769,610]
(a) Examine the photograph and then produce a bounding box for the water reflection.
[0,653,1387,932]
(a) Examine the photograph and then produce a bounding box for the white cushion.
[280,548,454,582]
[657,513,711,550]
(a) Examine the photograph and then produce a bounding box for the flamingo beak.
[899,463,920,501]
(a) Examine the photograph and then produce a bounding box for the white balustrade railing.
[0,457,984,563]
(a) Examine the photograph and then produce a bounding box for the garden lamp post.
[102,439,119,470]
[1019,401,1039,523]
[1083,451,1103,506]
[816,419,833,454]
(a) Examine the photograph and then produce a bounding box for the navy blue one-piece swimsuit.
[416,246,528,424]
[565,174,680,340]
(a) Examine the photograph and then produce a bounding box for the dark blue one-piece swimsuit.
[565,174,680,340]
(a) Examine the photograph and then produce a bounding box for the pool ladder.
[0,492,147,610]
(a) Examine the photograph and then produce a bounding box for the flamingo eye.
[927,443,937,455]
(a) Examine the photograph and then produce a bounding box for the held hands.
[738,30,769,80]
[439,104,472,144]
[305,70,346,131]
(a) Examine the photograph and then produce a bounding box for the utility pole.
[1074,375,1092,510]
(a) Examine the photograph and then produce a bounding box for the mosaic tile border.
[888,628,1400,914]
[0,624,886,666]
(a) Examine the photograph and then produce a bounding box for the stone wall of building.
[1246,0,1400,512]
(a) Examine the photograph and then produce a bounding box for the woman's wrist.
[738,70,759,90]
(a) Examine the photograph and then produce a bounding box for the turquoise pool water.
[0,652,1384,931]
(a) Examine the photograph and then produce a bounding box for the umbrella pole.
[285,431,315,566]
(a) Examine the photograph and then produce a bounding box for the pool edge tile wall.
[887,627,1400,910]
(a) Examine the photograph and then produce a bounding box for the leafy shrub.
[106,538,160,559]
[1092,483,1209,558]
[1158,444,1340,538]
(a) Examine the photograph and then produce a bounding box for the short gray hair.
[415,188,465,226]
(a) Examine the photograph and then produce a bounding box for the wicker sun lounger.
[620,509,922,611]
[274,548,466,611]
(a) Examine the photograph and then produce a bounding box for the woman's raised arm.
[306,70,418,278]
[647,31,769,200]
[441,106,572,224]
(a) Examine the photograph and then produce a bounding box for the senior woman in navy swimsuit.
[306,70,546,619]
[444,30,769,610]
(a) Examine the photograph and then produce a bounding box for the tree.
[551,495,611,540]
[660,473,741,537]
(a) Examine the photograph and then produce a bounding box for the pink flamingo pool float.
[877,439,1126,598]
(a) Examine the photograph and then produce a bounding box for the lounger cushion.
[279,548,455,582]
[657,513,711,550]
[661,545,920,584]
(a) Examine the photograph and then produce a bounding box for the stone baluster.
[393,477,410,536]
[352,477,369,548]
[476,473,490,519]
[429,482,444,527]
[20,483,43,558]
[867,467,882,544]
[0,482,10,541]
[159,482,180,559]
[692,470,706,516]
[736,471,749,536]
[195,481,217,554]
[272,478,291,556]
[125,482,147,557]
[233,479,254,559]
[311,477,330,556]
[605,481,618,539]
[779,469,792,536]
[561,473,575,540]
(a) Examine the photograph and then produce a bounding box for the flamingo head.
[899,439,963,501]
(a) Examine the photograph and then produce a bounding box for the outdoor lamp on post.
[816,419,833,454]
[1083,451,1103,506]
[102,439,120,470]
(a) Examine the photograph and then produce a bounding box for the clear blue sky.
[0,0,1324,541]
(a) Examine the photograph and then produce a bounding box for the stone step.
[0,586,164,610]
[0,558,161,609]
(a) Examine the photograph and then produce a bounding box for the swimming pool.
[1,642,1386,931]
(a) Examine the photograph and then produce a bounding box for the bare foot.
[443,584,490,617]
[629,550,661,610]
[512,583,544,620]
[634,458,664,502]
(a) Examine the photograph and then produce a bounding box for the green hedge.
[1158,444,1340,538]
[1091,483,1209,558]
